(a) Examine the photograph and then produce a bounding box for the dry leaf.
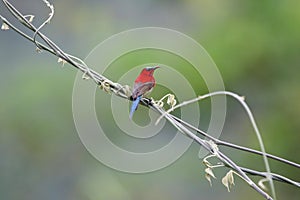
[205,167,216,186]
[222,170,235,192]
[58,57,67,66]
[258,178,268,191]
[167,94,176,107]
[1,23,9,30]
[82,71,90,80]
[24,15,35,23]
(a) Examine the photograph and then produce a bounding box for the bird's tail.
[130,95,142,119]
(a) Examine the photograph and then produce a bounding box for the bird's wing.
[132,82,155,99]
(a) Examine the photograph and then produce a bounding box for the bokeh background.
[0,0,299,199]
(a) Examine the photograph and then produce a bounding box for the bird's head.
[145,66,160,71]
[142,66,160,75]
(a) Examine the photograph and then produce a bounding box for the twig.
[171,115,300,169]
[157,91,276,198]
[151,104,272,199]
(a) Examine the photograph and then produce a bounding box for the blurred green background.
[0,0,299,199]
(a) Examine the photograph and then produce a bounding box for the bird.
[130,66,159,119]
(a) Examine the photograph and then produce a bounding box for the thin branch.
[1,0,129,99]
[171,114,300,188]
[241,167,300,188]
[151,104,272,199]
[33,0,54,46]
[172,115,300,169]
[157,91,276,198]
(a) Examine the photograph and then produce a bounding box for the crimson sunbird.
[130,66,159,119]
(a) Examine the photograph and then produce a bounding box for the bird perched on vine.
[130,66,159,119]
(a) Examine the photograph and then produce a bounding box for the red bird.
[130,66,159,119]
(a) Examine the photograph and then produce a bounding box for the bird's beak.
[153,66,160,70]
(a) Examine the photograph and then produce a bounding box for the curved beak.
[153,66,160,70]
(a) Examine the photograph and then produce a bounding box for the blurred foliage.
[0,0,299,199]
